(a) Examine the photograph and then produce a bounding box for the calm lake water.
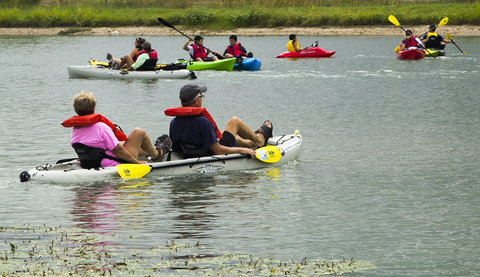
[1,35,479,275]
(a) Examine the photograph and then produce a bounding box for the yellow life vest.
[286,40,300,52]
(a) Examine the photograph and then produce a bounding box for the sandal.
[152,134,172,162]
[254,120,273,147]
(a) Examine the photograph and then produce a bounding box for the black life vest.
[425,32,441,49]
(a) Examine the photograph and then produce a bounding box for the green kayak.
[176,58,235,71]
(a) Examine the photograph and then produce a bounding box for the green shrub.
[230,9,270,27]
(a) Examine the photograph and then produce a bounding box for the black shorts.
[218,131,236,147]
[203,56,216,62]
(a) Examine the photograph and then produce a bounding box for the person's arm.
[209,142,255,157]
[112,144,146,164]
[183,41,191,51]
[439,35,452,44]
[128,53,148,71]
[129,48,139,59]
[294,42,303,52]
[415,37,425,48]
[239,44,247,56]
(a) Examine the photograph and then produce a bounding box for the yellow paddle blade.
[394,46,400,53]
[116,164,152,179]
[255,145,282,163]
[388,15,400,27]
[438,17,448,27]
[445,33,451,39]
[89,59,109,67]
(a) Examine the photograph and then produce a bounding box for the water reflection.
[69,180,154,234]
[67,169,282,242]
[164,172,263,240]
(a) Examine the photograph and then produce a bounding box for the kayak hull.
[275,47,336,58]
[19,132,302,184]
[68,65,196,80]
[234,58,262,71]
[178,58,236,71]
[424,49,446,57]
[396,49,425,60]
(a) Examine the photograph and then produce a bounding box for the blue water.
[1,35,479,275]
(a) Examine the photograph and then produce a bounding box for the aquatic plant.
[0,225,376,276]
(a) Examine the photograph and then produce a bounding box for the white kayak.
[19,132,302,184]
[67,65,196,80]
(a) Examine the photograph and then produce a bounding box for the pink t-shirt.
[70,122,120,167]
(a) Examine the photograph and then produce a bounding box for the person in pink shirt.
[68,92,171,168]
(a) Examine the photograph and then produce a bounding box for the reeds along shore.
[0,0,479,29]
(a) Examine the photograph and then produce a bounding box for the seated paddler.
[286,34,308,52]
[165,83,273,159]
[62,91,171,169]
[118,41,158,71]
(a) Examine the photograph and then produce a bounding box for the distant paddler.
[286,34,318,52]
[120,41,158,72]
[421,24,452,50]
[107,37,145,70]
[183,35,219,62]
[398,29,425,51]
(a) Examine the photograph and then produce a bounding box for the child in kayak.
[287,34,308,52]
[183,35,219,62]
[222,35,253,58]
[398,30,425,51]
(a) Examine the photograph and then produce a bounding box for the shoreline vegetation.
[0,0,479,36]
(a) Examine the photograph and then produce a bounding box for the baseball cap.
[180,83,207,104]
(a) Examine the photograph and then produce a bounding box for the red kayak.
[275,47,336,58]
[396,49,425,60]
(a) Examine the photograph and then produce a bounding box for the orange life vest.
[61,113,127,141]
[164,107,222,139]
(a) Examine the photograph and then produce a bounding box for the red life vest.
[405,36,419,48]
[135,49,158,60]
[164,107,222,139]
[61,113,127,141]
[191,43,207,59]
[226,42,243,57]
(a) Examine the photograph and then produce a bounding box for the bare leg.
[118,55,134,69]
[223,117,271,148]
[122,128,158,159]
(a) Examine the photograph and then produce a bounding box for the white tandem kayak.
[19,132,302,184]
[67,65,196,80]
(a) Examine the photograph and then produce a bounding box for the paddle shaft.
[157,17,220,56]
[451,40,465,53]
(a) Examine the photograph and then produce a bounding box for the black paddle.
[157,17,221,58]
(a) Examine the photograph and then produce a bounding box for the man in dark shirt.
[168,84,273,158]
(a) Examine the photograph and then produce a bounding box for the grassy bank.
[0,1,479,28]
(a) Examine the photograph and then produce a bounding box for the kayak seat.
[72,143,124,169]
[178,141,212,159]
[137,58,158,71]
